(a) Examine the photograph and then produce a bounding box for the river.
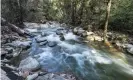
[24,22,133,80]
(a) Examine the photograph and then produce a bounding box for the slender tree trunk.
[71,0,76,25]
[103,0,112,42]
[17,0,24,28]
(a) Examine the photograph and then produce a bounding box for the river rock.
[59,34,65,41]
[26,73,39,80]
[86,35,103,41]
[48,41,57,47]
[73,27,79,34]
[19,57,40,71]
[1,48,8,56]
[5,54,13,59]
[86,31,94,36]
[36,37,47,42]
[1,68,11,80]
[5,47,13,54]
[39,41,48,46]
[9,41,31,48]
[81,32,87,37]
[125,44,133,54]
[56,29,63,35]
[35,73,76,80]
[77,28,85,35]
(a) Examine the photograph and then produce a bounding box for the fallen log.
[1,18,26,36]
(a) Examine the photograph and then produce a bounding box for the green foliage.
[109,0,133,31]
[1,0,133,32]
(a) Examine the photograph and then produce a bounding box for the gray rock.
[19,57,40,71]
[36,37,47,42]
[1,68,11,80]
[73,27,85,36]
[1,48,8,56]
[81,32,87,37]
[48,41,57,47]
[77,28,85,35]
[39,41,48,46]
[26,73,39,80]
[59,34,65,41]
[35,73,76,80]
[127,48,133,54]
[125,44,133,54]
[73,27,79,34]
[10,41,31,48]
[5,47,13,54]
[56,29,63,35]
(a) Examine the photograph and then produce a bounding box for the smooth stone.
[125,44,133,54]
[73,27,79,34]
[127,48,133,54]
[26,73,39,80]
[19,57,40,71]
[59,35,65,41]
[39,41,48,46]
[48,42,57,47]
[36,37,47,43]
[77,28,85,34]
[86,35,103,41]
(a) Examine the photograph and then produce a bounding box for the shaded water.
[26,23,133,80]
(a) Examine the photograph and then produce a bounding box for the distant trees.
[1,0,27,27]
[1,0,133,33]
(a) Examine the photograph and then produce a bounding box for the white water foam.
[64,32,77,40]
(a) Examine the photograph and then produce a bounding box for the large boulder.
[19,57,40,71]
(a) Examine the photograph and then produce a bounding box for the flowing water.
[25,23,133,80]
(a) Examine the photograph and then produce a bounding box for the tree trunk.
[17,0,24,28]
[1,18,25,36]
[103,0,112,42]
